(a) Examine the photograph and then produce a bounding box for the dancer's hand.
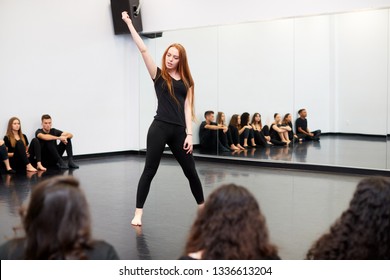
[183,135,193,154]
[122,11,132,24]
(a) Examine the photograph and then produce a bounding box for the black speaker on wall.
[110,0,162,38]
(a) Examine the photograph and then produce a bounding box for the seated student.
[216,112,240,151]
[270,113,291,146]
[307,177,390,260]
[295,109,321,141]
[228,115,246,150]
[35,114,79,169]
[0,140,15,174]
[240,112,256,148]
[251,113,272,146]
[4,117,46,172]
[282,113,299,142]
[0,176,119,260]
[180,184,280,260]
[199,111,230,152]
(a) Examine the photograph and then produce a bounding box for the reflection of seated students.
[270,113,291,146]
[0,140,15,174]
[4,117,46,173]
[251,113,272,147]
[295,109,321,141]
[282,113,298,141]
[240,112,256,148]
[228,115,246,150]
[0,176,119,259]
[199,111,229,152]
[216,112,240,151]
[35,114,79,169]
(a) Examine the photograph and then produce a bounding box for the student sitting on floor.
[307,177,390,260]
[239,112,256,148]
[295,109,321,141]
[180,183,280,260]
[270,113,290,146]
[199,111,230,152]
[216,112,240,151]
[282,113,299,142]
[0,176,119,260]
[251,113,272,147]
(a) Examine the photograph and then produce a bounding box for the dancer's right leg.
[132,121,168,226]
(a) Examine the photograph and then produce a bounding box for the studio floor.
[0,154,366,260]
[192,134,390,170]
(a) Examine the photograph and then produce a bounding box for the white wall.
[0,0,140,155]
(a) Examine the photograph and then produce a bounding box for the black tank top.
[153,67,187,127]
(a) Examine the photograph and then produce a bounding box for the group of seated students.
[0,175,389,259]
[199,109,321,152]
[0,114,79,174]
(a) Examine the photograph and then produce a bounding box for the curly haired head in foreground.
[307,177,390,259]
[184,184,278,260]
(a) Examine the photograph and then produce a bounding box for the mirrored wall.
[139,8,390,170]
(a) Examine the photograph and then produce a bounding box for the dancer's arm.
[183,87,194,154]
[122,11,157,79]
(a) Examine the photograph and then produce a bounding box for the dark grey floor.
[190,135,389,170]
[0,155,364,259]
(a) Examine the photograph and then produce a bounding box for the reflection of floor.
[0,155,364,259]
[189,135,389,171]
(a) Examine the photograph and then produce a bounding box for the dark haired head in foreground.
[183,184,279,260]
[307,177,390,260]
[0,176,118,260]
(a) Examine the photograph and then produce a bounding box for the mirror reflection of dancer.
[122,12,205,226]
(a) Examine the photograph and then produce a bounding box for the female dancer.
[270,113,291,145]
[228,115,246,150]
[4,117,46,172]
[251,113,272,146]
[122,12,204,226]
[216,112,239,151]
[240,112,256,148]
[282,113,297,141]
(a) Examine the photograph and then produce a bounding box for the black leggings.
[40,138,74,166]
[136,120,204,208]
[10,139,42,169]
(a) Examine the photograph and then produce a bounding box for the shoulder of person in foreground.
[86,240,119,260]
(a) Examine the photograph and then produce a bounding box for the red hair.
[160,43,195,120]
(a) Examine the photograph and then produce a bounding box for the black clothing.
[228,125,240,146]
[154,67,187,127]
[239,127,254,146]
[219,129,234,150]
[295,118,321,141]
[0,144,8,161]
[269,124,287,146]
[136,120,204,208]
[3,135,42,170]
[253,130,268,146]
[286,121,294,140]
[35,128,75,166]
[199,121,229,152]
[0,238,119,260]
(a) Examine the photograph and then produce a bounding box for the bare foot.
[131,208,143,226]
[37,163,47,171]
[26,164,37,172]
[230,144,240,151]
[238,144,246,150]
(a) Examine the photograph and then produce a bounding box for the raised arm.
[122,11,157,79]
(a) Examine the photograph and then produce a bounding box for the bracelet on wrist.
[187,133,192,136]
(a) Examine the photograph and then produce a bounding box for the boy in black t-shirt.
[199,111,230,152]
[295,109,321,141]
[35,114,79,169]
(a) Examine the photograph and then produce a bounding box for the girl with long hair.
[228,115,246,150]
[122,12,204,226]
[240,112,256,148]
[269,113,291,145]
[182,184,279,260]
[281,113,297,141]
[216,112,239,151]
[0,140,15,174]
[251,113,272,146]
[4,117,46,172]
[307,177,390,260]
[0,176,119,259]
